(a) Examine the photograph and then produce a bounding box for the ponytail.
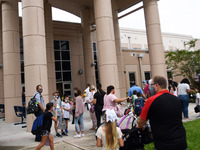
[97,83,105,96]
[105,121,118,149]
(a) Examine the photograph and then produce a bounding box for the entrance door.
[63,82,73,97]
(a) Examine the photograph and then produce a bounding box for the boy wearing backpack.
[134,92,145,117]
[36,100,57,150]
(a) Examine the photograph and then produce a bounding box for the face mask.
[65,100,68,102]
[74,93,78,97]
[113,91,115,94]
[54,96,58,99]
[38,89,43,93]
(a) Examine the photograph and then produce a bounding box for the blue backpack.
[31,114,43,135]
[134,98,144,116]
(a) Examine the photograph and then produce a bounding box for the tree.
[165,39,200,89]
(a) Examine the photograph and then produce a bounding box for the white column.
[22,0,49,131]
[143,0,167,79]
[94,0,120,97]
[81,7,96,86]
[45,2,56,100]
[2,0,21,123]
[112,0,126,97]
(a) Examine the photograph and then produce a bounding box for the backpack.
[120,128,144,150]
[26,93,40,114]
[31,114,43,135]
[134,98,144,116]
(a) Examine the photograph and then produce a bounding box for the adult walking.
[177,78,191,119]
[74,89,85,138]
[34,85,45,142]
[93,83,106,128]
[102,85,129,111]
[137,76,187,150]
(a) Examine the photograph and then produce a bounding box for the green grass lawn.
[144,119,200,150]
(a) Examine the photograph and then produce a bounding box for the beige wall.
[120,28,193,51]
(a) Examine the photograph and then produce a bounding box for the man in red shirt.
[137,76,187,150]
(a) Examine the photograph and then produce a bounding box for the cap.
[105,109,117,122]
[143,80,147,83]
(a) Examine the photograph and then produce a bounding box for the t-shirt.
[51,97,62,116]
[96,125,122,150]
[34,92,45,108]
[43,112,53,132]
[196,93,200,105]
[62,102,70,119]
[177,83,190,95]
[94,91,106,111]
[102,94,117,111]
[144,84,149,95]
[140,90,187,149]
[128,85,144,97]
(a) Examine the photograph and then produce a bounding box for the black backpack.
[26,93,40,114]
[120,125,153,150]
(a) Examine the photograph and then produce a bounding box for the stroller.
[120,124,153,150]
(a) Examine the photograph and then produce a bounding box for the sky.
[19,0,200,38]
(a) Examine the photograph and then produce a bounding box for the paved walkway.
[0,103,199,150]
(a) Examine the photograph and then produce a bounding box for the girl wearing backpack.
[36,100,57,150]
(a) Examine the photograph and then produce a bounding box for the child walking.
[62,95,71,134]
[36,99,57,150]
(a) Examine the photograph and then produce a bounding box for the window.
[54,40,72,97]
[129,72,136,87]
[20,38,25,92]
[54,40,71,82]
[93,43,99,84]
[144,72,151,81]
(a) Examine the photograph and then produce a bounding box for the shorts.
[42,130,50,136]
[57,116,62,122]
[64,118,69,120]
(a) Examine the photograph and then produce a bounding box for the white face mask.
[54,96,58,99]
[65,100,68,102]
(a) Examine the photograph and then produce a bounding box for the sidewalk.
[0,103,199,150]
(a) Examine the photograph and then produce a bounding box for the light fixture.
[91,62,96,67]
[78,69,83,75]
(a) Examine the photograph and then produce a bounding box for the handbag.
[89,105,95,113]
[194,105,200,113]
[115,104,123,118]
[57,118,66,130]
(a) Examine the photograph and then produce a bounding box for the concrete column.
[81,7,96,86]
[94,0,120,97]
[44,2,56,100]
[143,0,167,79]
[112,0,126,97]
[0,6,4,118]
[22,0,49,131]
[2,0,21,123]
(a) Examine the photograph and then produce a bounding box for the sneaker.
[56,133,62,137]
[74,134,81,138]
[65,129,68,133]
[62,132,68,136]
[81,134,84,137]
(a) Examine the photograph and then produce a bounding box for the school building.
[0,0,198,131]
